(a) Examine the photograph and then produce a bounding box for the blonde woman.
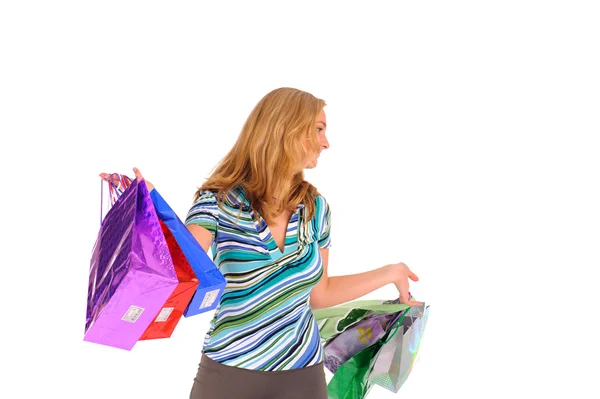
[104,87,421,398]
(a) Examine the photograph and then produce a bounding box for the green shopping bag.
[326,340,380,399]
[313,300,411,341]
[325,309,409,399]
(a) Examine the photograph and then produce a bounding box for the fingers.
[99,173,120,185]
[133,167,155,192]
[398,284,422,307]
[397,263,419,282]
[133,167,143,180]
[408,270,419,282]
[402,300,423,307]
[397,276,410,305]
[395,264,421,306]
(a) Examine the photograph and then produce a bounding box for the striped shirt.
[184,185,332,371]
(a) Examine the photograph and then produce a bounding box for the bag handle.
[108,173,133,204]
[312,301,411,322]
[100,173,133,225]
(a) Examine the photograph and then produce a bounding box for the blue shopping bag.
[149,189,226,317]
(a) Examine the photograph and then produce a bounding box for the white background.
[1,1,599,398]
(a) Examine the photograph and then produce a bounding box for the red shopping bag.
[139,219,199,340]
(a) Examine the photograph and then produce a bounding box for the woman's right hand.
[388,262,423,307]
[98,172,121,186]
[98,167,154,193]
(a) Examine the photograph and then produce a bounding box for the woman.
[103,87,421,398]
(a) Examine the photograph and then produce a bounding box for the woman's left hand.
[388,262,423,306]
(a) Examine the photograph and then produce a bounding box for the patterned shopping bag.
[367,303,430,392]
[313,296,429,398]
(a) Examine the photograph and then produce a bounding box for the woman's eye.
[317,127,323,134]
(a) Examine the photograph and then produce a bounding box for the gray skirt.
[189,353,328,399]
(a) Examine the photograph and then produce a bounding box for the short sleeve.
[185,190,219,241]
[317,196,332,249]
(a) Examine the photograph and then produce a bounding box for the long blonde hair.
[195,87,326,225]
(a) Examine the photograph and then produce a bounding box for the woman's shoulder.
[303,192,331,229]
[313,192,330,211]
[195,185,250,209]
[194,188,218,203]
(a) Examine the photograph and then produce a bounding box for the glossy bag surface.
[84,178,178,350]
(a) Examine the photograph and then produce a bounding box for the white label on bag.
[200,289,220,309]
[155,307,174,322]
[122,305,144,323]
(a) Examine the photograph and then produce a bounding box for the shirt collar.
[222,185,305,211]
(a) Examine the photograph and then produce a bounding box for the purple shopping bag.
[84,177,178,350]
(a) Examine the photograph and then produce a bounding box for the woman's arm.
[187,224,214,253]
[309,248,422,310]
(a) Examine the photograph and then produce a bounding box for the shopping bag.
[314,296,428,398]
[325,309,410,399]
[84,177,178,350]
[323,312,394,374]
[138,219,200,340]
[149,189,226,317]
[106,174,226,317]
[101,174,201,340]
[313,299,411,341]
[367,303,430,393]
[326,338,382,399]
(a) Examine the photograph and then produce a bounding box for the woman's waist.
[199,351,325,374]
[207,308,319,344]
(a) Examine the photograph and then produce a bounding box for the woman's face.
[304,109,330,169]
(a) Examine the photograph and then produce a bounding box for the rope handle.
[100,173,134,225]
[108,173,133,204]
